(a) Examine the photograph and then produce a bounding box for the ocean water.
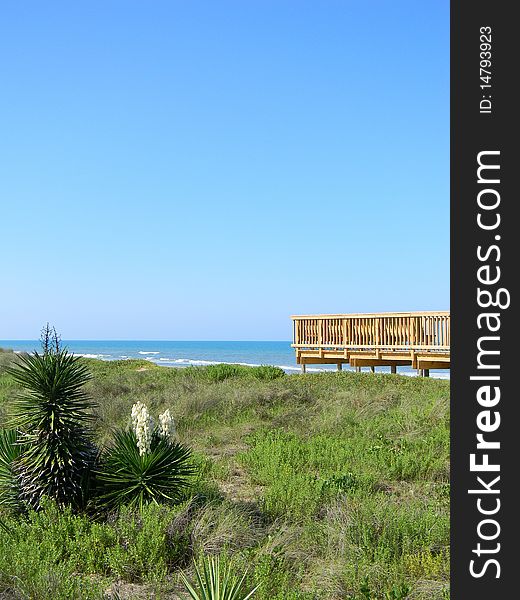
[0,340,449,379]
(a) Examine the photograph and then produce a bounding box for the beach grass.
[0,352,449,599]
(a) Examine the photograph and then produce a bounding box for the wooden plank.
[349,358,412,367]
[414,352,450,361]
[291,311,450,319]
[291,344,450,351]
[417,358,450,370]
[300,357,350,365]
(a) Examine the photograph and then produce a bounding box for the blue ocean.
[0,340,449,379]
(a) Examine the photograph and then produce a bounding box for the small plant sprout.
[131,401,153,456]
[180,555,257,600]
[158,409,175,442]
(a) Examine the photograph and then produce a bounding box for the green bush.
[240,429,374,519]
[103,504,190,581]
[184,364,285,383]
[250,366,285,381]
[252,554,309,599]
[0,499,191,594]
[6,338,98,510]
[96,428,195,510]
[0,500,106,598]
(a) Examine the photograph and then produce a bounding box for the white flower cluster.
[130,403,177,455]
[158,409,176,442]
[131,401,153,456]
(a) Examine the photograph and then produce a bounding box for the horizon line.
[1,339,293,343]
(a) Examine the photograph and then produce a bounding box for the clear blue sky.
[1,1,449,341]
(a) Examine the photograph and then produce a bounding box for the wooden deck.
[291,311,450,376]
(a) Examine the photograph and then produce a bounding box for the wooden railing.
[292,311,450,352]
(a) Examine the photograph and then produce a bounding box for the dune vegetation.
[0,344,449,600]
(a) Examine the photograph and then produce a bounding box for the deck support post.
[301,364,307,374]
[370,366,375,373]
[391,365,397,374]
[337,363,342,371]
[424,369,430,378]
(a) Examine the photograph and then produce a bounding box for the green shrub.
[252,553,309,599]
[240,430,374,519]
[103,504,190,581]
[0,500,106,598]
[96,428,194,510]
[6,334,98,510]
[356,576,410,600]
[250,366,285,381]
[342,497,448,562]
[184,364,285,383]
[0,499,190,594]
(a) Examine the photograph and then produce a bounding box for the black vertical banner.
[451,2,517,598]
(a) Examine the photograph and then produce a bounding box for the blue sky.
[1,1,449,340]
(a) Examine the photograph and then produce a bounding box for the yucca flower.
[131,401,153,456]
[158,409,175,442]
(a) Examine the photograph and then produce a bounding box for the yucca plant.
[96,428,195,510]
[180,555,257,600]
[6,327,98,509]
[0,428,28,510]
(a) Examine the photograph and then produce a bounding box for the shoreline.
[1,341,450,380]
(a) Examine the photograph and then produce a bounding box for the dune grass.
[0,352,450,599]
